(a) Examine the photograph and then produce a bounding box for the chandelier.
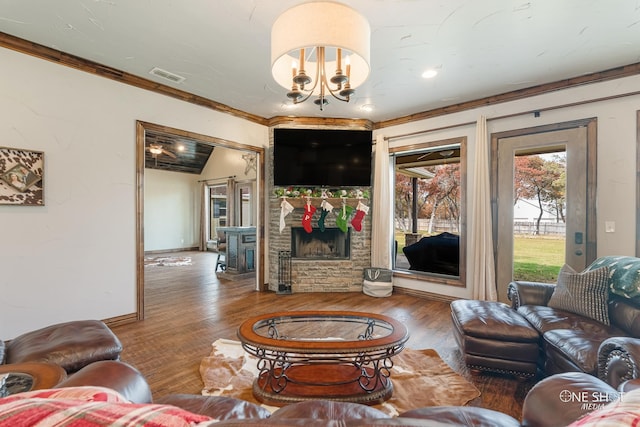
[271,2,371,110]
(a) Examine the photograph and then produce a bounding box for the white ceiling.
[1,1,639,122]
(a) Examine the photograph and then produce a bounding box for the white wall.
[377,74,640,299]
[200,145,258,181]
[0,47,267,338]
[144,169,200,251]
[144,146,258,252]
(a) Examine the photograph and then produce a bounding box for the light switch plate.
[605,221,615,233]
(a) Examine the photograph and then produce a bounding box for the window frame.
[389,137,467,287]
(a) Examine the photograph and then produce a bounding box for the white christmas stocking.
[279,199,294,233]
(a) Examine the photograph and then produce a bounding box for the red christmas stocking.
[302,203,316,233]
[351,201,370,232]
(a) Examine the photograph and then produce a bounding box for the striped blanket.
[0,387,216,426]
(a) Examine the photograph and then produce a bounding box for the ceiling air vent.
[149,67,186,84]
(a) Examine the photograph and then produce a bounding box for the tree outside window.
[394,144,463,279]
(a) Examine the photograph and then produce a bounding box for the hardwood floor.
[111,251,532,420]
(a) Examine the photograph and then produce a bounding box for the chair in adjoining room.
[214,229,227,272]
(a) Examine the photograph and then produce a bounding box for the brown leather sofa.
[1,320,123,373]
[48,360,635,426]
[508,279,640,387]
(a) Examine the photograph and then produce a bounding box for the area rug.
[199,339,480,416]
[143,256,192,267]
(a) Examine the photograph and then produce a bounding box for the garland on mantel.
[275,187,371,234]
[273,187,370,199]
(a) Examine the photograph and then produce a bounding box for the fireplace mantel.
[274,197,368,209]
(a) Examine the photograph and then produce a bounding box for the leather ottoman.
[451,299,540,379]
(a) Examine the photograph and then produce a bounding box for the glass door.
[209,184,227,240]
[494,124,595,301]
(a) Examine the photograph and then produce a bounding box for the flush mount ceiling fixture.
[147,143,176,159]
[271,1,370,111]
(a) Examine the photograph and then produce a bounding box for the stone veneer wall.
[267,126,373,292]
[268,197,372,292]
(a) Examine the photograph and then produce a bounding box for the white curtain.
[199,182,207,251]
[371,134,392,269]
[226,178,235,226]
[471,115,498,300]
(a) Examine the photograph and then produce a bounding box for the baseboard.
[393,286,457,303]
[103,313,138,328]
[144,247,199,255]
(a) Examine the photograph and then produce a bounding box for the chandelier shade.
[271,2,371,108]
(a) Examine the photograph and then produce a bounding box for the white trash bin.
[363,268,392,297]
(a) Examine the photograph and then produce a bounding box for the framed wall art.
[0,147,44,206]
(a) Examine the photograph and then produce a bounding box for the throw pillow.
[587,255,640,302]
[548,264,610,325]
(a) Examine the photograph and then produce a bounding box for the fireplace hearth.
[291,227,350,260]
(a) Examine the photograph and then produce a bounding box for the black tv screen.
[273,128,372,187]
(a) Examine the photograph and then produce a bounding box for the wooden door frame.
[490,118,597,300]
[135,121,266,320]
[636,111,640,256]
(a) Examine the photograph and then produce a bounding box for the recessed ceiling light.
[422,69,438,79]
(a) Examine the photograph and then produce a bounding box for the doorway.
[136,121,264,319]
[492,119,597,302]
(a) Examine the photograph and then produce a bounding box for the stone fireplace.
[291,227,350,260]
[268,198,371,293]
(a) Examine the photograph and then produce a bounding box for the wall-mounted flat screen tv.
[273,128,372,187]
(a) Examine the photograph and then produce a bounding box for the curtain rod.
[383,89,640,142]
[197,175,236,183]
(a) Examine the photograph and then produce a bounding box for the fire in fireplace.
[291,227,350,260]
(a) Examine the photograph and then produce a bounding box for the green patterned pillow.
[587,256,640,301]
[548,264,610,325]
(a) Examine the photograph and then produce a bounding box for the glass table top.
[239,311,409,354]
[252,314,394,342]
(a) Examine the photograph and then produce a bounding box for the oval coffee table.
[237,310,409,406]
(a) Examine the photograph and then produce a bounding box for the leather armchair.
[3,320,123,373]
[521,372,620,427]
[56,360,152,404]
